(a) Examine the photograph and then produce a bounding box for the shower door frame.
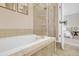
[57,3,65,49]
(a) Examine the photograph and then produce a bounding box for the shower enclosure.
[33,3,58,55]
[33,3,65,50]
[33,3,57,37]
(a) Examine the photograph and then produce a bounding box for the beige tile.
[56,44,79,56]
[0,29,33,38]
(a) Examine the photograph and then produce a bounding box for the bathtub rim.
[0,36,55,56]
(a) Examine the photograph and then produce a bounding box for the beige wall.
[0,3,58,38]
[0,4,33,29]
[0,29,33,38]
[0,4,33,37]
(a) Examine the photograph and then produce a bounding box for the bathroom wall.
[33,3,57,37]
[48,4,57,37]
[64,13,79,27]
[63,3,79,31]
[63,3,79,16]
[33,4,47,35]
[0,3,58,37]
[0,4,33,37]
[0,29,33,38]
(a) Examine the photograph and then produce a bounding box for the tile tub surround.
[31,41,55,56]
[0,29,33,38]
[0,36,55,56]
[11,37,56,56]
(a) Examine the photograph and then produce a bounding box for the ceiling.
[63,3,79,16]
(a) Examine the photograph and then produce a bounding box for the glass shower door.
[33,3,57,56]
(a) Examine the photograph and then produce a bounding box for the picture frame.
[5,3,18,11]
[17,3,28,15]
[0,3,29,15]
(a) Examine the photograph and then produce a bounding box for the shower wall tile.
[0,29,33,38]
[33,3,57,37]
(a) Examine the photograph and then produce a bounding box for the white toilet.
[64,26,72,38]
[64,30,72,38]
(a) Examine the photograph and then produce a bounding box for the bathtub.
[0,34,55,56]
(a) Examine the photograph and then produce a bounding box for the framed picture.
[17,3,28,15]
[0,3,28,15]
[5,3,18,11]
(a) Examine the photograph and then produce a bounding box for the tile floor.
[55,43,79,56]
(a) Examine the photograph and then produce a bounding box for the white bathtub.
[0,34,55,56]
